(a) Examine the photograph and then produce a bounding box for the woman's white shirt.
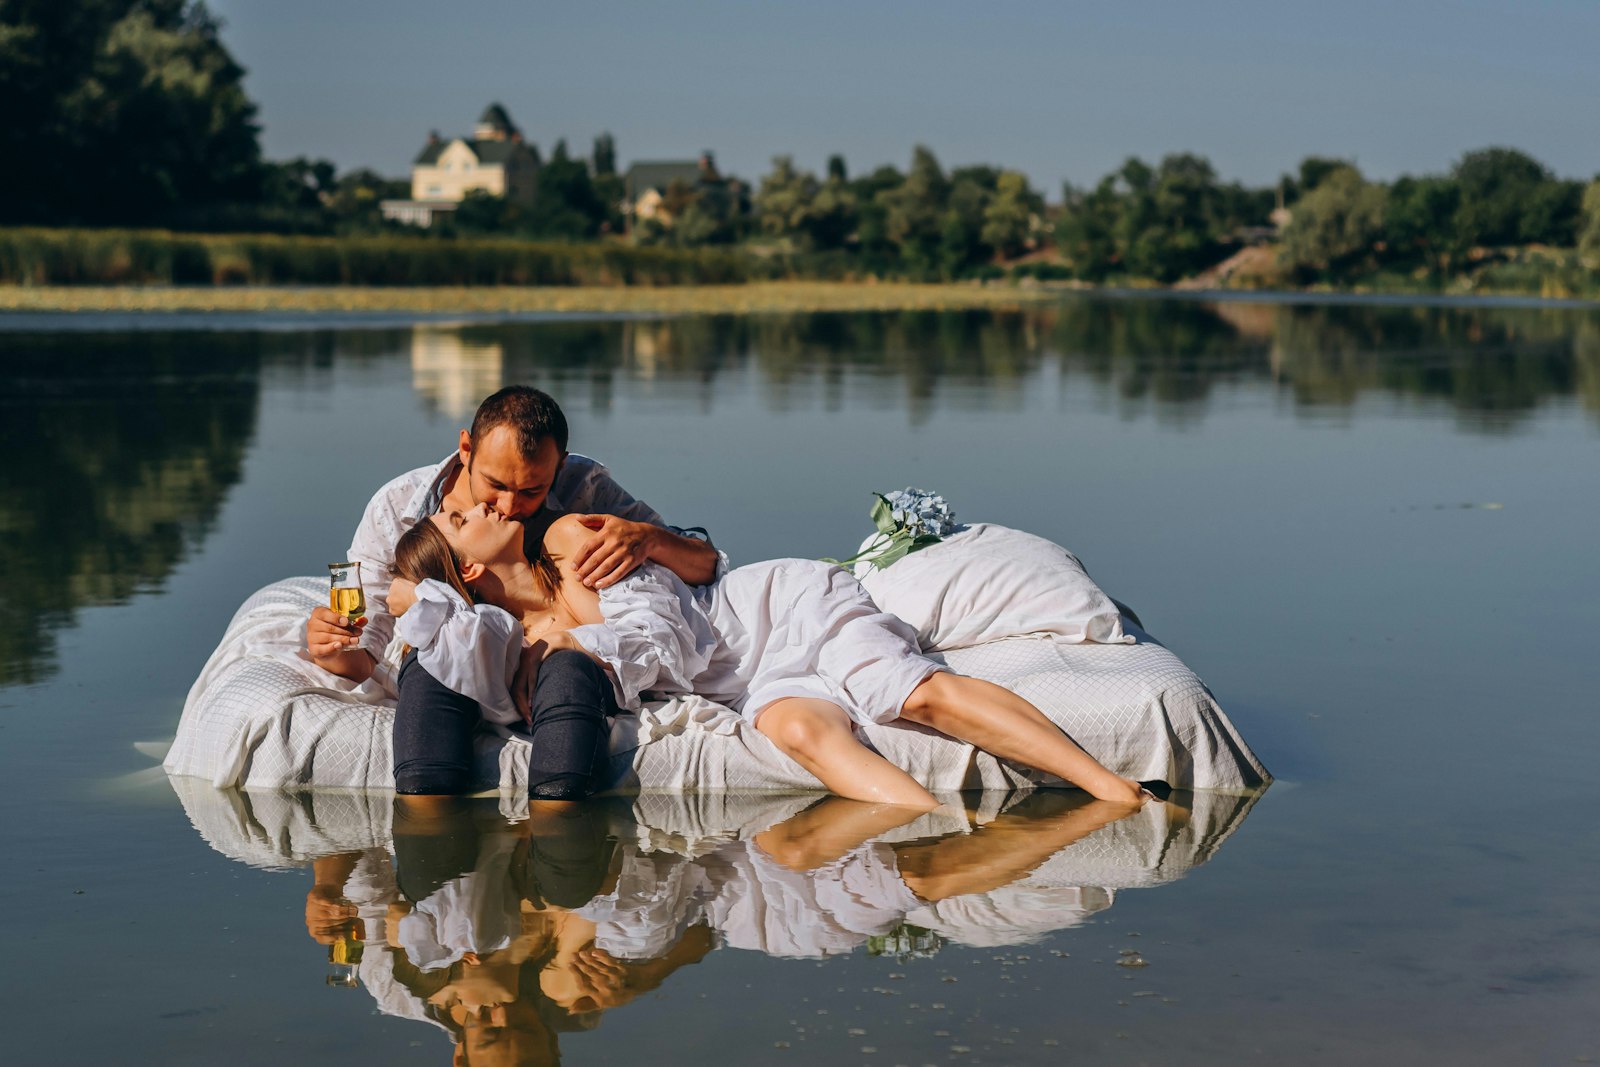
[566,563,718,709]
[395,580,523,726]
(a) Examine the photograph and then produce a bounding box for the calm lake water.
[2,296,1597,1065]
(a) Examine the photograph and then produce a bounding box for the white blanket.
[164,577,1270,794]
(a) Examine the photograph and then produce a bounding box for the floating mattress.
[163,575,1270,795]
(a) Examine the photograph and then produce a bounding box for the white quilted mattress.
[163,577,1270,795]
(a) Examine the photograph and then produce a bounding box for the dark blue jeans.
[392,648,617,798]
[391,796,615,909]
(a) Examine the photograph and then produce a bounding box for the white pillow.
[855,523,1132,652]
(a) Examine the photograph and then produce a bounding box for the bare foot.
[1085,774,1146,806]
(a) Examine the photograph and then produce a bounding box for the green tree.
[1452,147,1558,247]
[1579,180,1600,263]
[450,189,515,234]
[674,180,739,246]
[880,146,950,277]
[981,171,1041,259]
[808,173,857,250]
[588,132,624,233]
[1285,156,1352,203]
[592,132,616,176]
[326,168,408,230]
[1385,174,1462,274]
[1278,166,1389,278]
[260,156,335,210]
[1145,153,1225,280]
[526,138,604,238]
[1056,178,1121,281]
[0,0,263,225]
[755,155,819,244]
[939,176,992,276]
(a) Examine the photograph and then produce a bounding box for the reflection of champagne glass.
[325,920,364,988]
[328,561,365,620]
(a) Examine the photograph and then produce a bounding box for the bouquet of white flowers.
[825,487,960,572]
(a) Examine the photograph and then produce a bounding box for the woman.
[394,504,1155,810]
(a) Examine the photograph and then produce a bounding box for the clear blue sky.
[207,0,1600,195]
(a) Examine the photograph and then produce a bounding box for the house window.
[427,185,441,196]
[464,163,474,172]
[443,162,453,172]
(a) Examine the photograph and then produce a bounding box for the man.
[305,385,719,797]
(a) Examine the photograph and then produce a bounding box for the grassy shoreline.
[0,282,1070,315]
[3,279,1597,317]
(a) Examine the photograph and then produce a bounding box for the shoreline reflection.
[400,302,1600,431]
[171,781,1263,1063]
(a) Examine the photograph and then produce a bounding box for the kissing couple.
[307,386,1158,811]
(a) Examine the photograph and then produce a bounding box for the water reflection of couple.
[307,385,1157,809]
[309,802,713,1067]
[306,793,1150,1065]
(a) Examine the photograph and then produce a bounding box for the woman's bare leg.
[755,796,929,872]
[896,795,1141,901]
[899,672,1144,805]
[755,698,939,811]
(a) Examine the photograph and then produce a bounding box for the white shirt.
[343,452,667,690]
[409,558,935,728]
[568,559,936,726]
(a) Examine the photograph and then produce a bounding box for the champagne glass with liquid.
[328,561,365,622]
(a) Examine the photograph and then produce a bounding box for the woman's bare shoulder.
[541,513,592,563]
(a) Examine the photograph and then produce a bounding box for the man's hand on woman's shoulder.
[569,513,657,589]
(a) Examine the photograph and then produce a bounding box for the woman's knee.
[759,702,840,759]
[535,649,616,712]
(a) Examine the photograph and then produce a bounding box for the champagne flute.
[328,561,366,622]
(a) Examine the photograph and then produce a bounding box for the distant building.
[381,103,541,227]
[623,152,724,224]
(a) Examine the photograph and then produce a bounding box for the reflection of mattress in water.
[171,774,1263,891]
[163,577,1272,794]
[169,778,1264,958]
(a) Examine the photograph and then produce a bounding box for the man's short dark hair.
[469,386,569,457]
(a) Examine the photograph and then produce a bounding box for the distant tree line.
[748,149,1045,280]
[5,1,1600,290]
[1275,149,1597,283]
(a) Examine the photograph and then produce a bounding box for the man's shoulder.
[366,456,454,514]
[558,452,609,480]
[552,453,615,498]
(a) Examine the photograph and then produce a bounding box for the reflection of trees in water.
[405,301,1598,434]
[1265,304,1592,432]
[1045,300,1271,428]
[1577,317,1600,417]
[749,311,1042,424]
[0,334,267,685]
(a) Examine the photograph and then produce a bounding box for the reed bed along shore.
[0,281,1063,315]
[0,228,753,288]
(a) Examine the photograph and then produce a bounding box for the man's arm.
[556,455,721,588]
[571,516,720,589]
